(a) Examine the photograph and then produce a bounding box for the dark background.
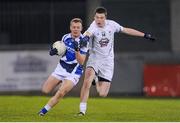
[0,0,170,52]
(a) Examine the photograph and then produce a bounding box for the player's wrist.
[49,48,58,56]
[79,36,89,48]
[143,33,156,41]
[83,35,90,41]
[75,48,80,52]
[74,40,80,51]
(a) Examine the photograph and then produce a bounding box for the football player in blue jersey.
[38,18,88,116]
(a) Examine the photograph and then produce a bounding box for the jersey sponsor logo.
[99,31,109,47]
[99,38,109,47]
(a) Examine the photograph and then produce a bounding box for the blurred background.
[0,0,180,97]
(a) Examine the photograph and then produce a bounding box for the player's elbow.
[42,88,50,94]
[78,60,85,65]
[77,57,86,65]
[76,53,86,65]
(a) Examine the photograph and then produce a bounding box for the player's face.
[70,22,82,38]
[94,13,106,28]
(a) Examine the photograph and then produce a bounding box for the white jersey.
[87,19,123,58]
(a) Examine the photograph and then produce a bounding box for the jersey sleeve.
[111,20,124,33]
[61,34,68,42]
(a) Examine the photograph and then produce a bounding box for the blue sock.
[39,104,51,115]
[41,108,48,114]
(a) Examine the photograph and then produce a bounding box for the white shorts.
[51,63,80,85]
[86,55,114,81]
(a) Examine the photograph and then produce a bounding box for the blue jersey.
[59,33,88,75]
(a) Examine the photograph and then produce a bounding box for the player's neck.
[71,34,80,39]
[98,25,105,28]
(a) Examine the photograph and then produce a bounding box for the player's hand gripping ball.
[52,41,66,56]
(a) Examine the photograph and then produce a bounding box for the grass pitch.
[0,96,180,122]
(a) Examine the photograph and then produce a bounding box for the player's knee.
[42,88,50,94]
[56,90,67,98]
[99,92,108,97]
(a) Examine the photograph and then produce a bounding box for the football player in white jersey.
[78,7,155,115]
[38,18,88,116]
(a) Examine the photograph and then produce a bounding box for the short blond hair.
[70,18,82,25]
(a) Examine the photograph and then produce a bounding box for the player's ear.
[81,25,83,32]
[70,25,72,32]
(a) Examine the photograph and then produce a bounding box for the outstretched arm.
[122,27,144,37]
[121,27,155,41]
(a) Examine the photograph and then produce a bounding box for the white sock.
[44,104,51,111]
[79,102,87,114]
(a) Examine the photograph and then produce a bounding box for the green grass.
[0,96,180,122]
